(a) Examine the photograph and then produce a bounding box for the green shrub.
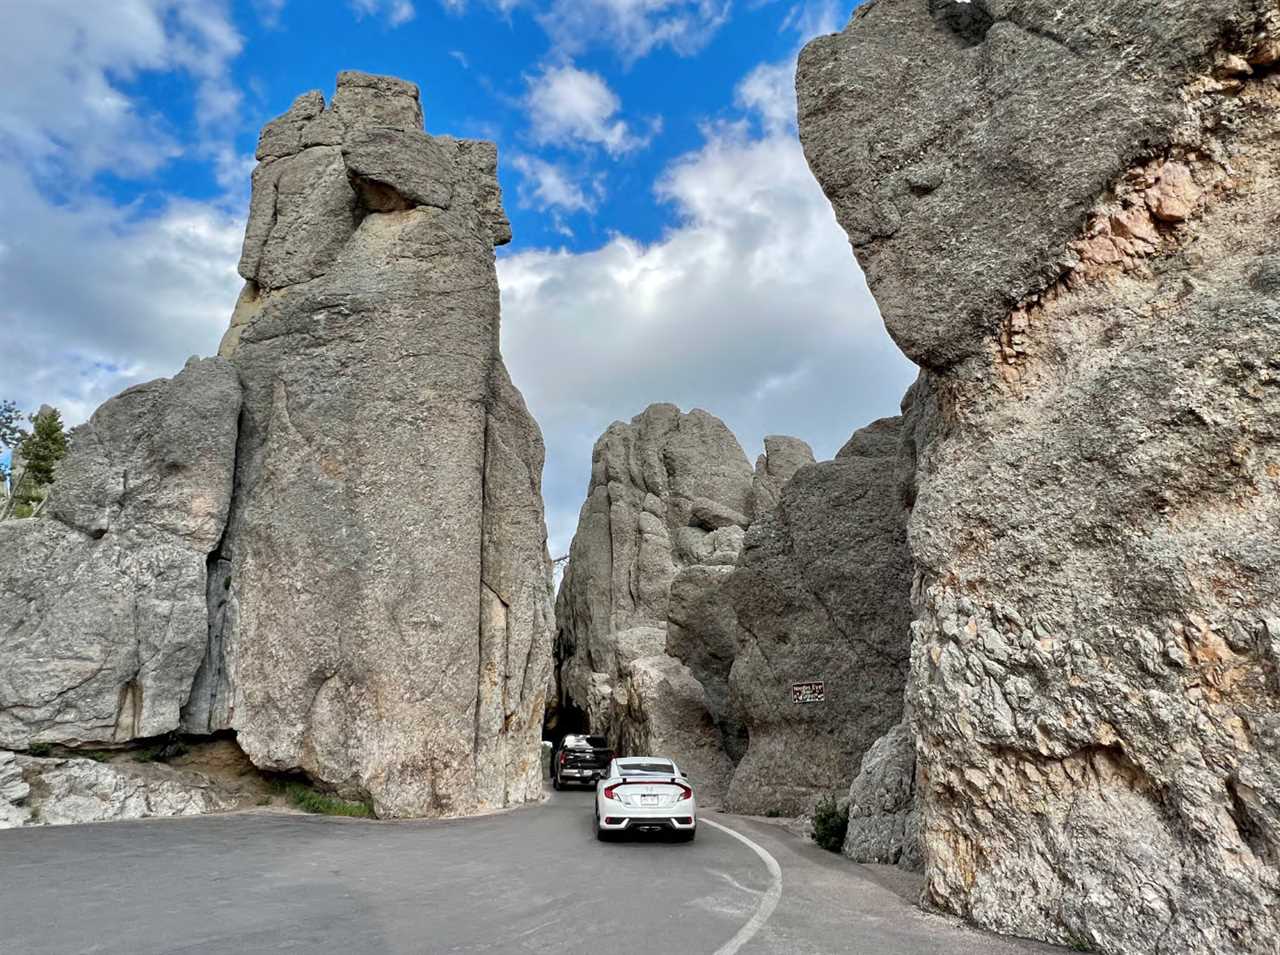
[272,780,375,818]
[765,808,782,818]
[811,794,849,853]
[27,742,54,758]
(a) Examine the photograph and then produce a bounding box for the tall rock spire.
[192,71,552,817]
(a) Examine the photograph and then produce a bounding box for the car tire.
[552,774,561,791]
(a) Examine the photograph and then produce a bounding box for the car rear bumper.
[598,811,696,831]
[559,768,605,782]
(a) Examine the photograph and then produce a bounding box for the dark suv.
[552,734,613,789]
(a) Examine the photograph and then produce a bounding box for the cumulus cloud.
[734,60,796,134]
[525,64,651,156]
[534,0,732,62]
[0,166,243,425]
[0,1,246,425]
[510,154,603,213]
[499,67,917,555]
[0,0,243,178]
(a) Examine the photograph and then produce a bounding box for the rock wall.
[0,358,241,749]
[553,404,763,801]
[0,72,553,825]
[799,4,1280,953]
[725,414,915,816]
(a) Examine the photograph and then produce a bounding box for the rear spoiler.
[616,776,691,786]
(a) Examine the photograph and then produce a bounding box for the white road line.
[704,817,783,955]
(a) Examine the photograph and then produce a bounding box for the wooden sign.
[791,681,825,704]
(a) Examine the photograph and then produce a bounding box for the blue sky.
[0,0,915,553]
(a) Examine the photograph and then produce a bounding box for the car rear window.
[566,735,608,749]
[618,761,674,774]
[583,735,609,748]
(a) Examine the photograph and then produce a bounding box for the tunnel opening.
[542,697,589,748]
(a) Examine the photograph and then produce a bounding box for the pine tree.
[6,406,67,518]
[0,400,23,451]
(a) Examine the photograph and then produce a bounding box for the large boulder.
[554,404,756,801]
[0,357,241,749]
[725,415,915,815]
[800,5,1280,953]
[191,71,553,818]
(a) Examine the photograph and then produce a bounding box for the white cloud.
[511,155,603,212]
[534,0,731,62]
[349,0,417,25]
[0,165,243,426]
[735,60,796,134]
[499,80,917,555]
[0,1,246,426]
[525,64,650,156]
[0,0,243,178]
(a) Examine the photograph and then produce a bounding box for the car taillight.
[559,750,566,765]
[603,783,620,800]
[675,784,692,802]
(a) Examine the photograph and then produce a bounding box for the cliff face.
[726,414,915,816]
[1,72,554,825]
[799,4,1280,953]
[0,358,241,749]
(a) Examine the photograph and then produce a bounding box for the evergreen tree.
[6,407,67,517]
[0,400,23,451]
[0,400,28,503]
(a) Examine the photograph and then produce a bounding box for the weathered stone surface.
[0,751,250,829]
[797,0,1274,369]
[618,656,735,801]
[0,751,31,827]
[666,564,746,762]
[0,358,241,749]
[842,719,921,870]
[554,405,754,800]
[800,4,1280,952]
[749,435,815,521]
[725,415,914,815]
[197,72,551,818]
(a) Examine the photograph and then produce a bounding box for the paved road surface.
[0,789,1068,954]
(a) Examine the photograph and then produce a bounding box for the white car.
[594,756,697,842]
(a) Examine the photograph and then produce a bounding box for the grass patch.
[75,749,115,763]
[271,780,375,818]
[811,794,849,853]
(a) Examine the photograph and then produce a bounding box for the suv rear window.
[566,735,609,749]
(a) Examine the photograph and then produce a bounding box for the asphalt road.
[0,789,1068,954]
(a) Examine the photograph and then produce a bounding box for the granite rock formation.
[0,751,254,829]
[0,358,241,749]
[725,415,915,816]
[800,4,1280,952]
[0,72,553,824]
[195,71,552,818]
[553,404,758,801]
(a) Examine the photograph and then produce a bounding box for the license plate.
[641,795,659,806]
